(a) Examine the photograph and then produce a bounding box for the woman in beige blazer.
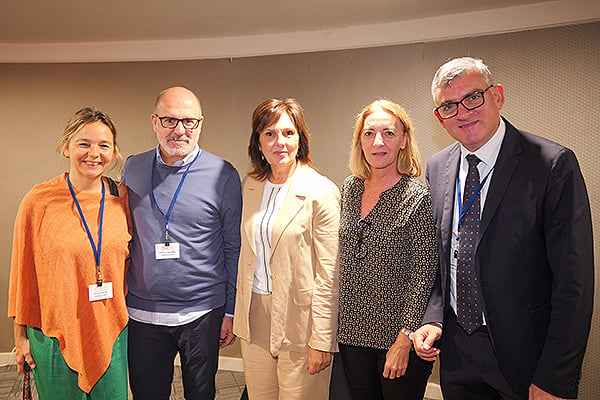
[233,98,340,400]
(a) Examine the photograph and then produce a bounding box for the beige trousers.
[240,293,332,400]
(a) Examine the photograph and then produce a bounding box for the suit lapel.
[270,166,307,259]
[440,145,461,258]
[477,119,521,243]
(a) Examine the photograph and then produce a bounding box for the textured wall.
[1,21,598,398]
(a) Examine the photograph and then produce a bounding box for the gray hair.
[431,57,494,99]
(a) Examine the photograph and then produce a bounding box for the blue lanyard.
[151,151,200,244]
[456,165,494,233]
[66,174,105,286]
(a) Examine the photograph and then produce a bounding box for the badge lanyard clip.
[67,174,105,286]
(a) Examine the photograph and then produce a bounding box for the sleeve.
[309,179,341,352]
[120,155,131,185]
[120,185,132,295]
[400,190,439,331]
[221,167,243,316]
[8,192,42,327]
[421,163,444,326]
[532,148,594,398]
[421,269,443,326]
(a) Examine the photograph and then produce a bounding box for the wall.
[1,21,598,398]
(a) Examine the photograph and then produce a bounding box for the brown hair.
[248,98,313,181]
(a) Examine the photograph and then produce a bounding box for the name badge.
[89,282,113,302]
[155,242,180,259]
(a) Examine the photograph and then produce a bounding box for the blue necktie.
[457,154,483,334]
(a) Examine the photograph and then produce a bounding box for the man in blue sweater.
[123,86,242,400]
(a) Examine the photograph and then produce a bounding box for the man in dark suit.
[413,57,594,400]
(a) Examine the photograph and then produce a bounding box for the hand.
[219,316,236,349]
[529,383,567,400]
[14,322,35,373]
[307,348,332,375]
[383,333,411,379]
[413,323,442,361]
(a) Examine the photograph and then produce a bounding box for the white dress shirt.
[450,118,506,324]
[252,180,290,294]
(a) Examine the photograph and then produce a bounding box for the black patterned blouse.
[338,174,438,350]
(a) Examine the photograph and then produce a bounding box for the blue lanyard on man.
[66,173,105,286]
[151,151,200,245]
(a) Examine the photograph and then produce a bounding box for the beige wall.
[1,22,598,398]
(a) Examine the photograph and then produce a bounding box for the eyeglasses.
[355,220,371,260]
[153,114,203,130]
[434,85,495,120]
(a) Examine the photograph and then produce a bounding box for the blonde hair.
[59,107,122,171]
[349,99,422,180]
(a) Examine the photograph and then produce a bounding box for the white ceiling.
[0,0,549,43]
[1,0,598,62]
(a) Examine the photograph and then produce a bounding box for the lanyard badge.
[151,152,199,259]
[67,174,113,301]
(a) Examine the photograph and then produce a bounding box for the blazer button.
[270,273,276,280]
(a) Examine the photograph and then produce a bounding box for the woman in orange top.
[8,107,131,399]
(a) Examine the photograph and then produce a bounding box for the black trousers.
[440,312,522,400]
[339,344,433,400]
[128,307,225,400]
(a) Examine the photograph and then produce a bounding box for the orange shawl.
[8,173,131,392]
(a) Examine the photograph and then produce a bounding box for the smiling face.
[434,72,504,151]
[63,121,115,185]
[360,109,407,175]
[259,112,299,178]
[152,87,203,165]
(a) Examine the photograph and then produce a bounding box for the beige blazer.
[233,164,340,356]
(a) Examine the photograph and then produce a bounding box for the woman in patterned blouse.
[338,99,438,400]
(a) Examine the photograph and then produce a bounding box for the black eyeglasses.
[434,85,495,119]
[355,220,371,260]
[153,114,203,130]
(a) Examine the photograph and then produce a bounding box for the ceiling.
[0,0,548,43]
[1,0,598,62]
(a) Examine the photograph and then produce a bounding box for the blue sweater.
[123,149,242,315]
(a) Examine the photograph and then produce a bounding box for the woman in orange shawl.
[8,108,131,399]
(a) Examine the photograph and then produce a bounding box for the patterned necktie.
[456,154,483,334]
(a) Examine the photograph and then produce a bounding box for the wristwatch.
[400,327,414,341]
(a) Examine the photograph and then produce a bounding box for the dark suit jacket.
[423,117,594,398]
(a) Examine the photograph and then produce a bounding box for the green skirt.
[28,326,128,400]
